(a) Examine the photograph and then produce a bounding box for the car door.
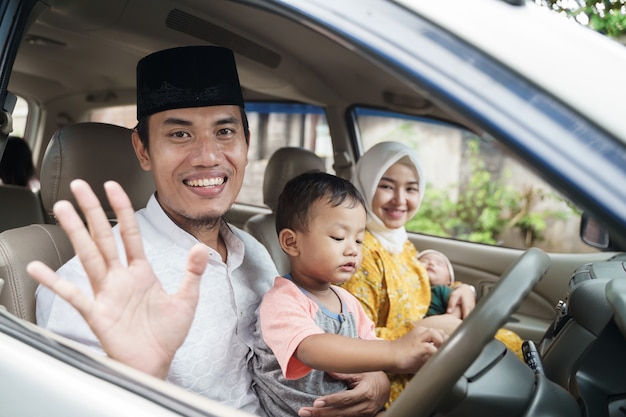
[343,106,618,342]
[301,0,626,344]
[0,2,235,416]
[0,0,30,156]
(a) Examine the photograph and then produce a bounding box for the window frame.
[349,105,592,254]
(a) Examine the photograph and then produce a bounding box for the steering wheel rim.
[386,248,551,417]
[607,278,626,339]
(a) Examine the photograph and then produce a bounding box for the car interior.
[0,121,154,322]
[1,0,626,416]
[243,147,327,276]
[0,183,45,232]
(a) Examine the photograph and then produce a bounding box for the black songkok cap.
[136,46,244,119]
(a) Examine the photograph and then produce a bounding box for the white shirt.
[36,195,277,415]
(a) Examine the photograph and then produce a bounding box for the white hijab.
[354,142,426,254]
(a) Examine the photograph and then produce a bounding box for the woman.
[340,141,522,404]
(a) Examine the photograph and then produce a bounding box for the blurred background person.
[0,136,40,192]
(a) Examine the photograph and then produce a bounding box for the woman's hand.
[447,284,476,319]
[27,180,208,378]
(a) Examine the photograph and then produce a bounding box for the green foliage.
[405,139,574,247]
[536,0,626,38]
[590,8,626,36]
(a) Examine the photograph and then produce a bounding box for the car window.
[352,107,595,254]
[90,105,137,129]
[240,102,332,206]
[90,102,332,207]
[2,95,36,176]
[10,95,28,137]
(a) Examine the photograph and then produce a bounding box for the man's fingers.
[27,261,93,317]
[176,244,209,305]
[104,181,147,264]
[53,199,109,289]
[299,371,387,417]
[70,179,122,270]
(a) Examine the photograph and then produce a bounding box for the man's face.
[133,105,249,234]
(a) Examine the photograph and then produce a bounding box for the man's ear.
[279,228,299,256]
[132,131,152,172]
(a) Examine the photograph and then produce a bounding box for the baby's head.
[417,249,455,287]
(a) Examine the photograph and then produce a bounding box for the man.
[30,46,389,417]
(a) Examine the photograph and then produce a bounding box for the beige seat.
[40,122,155,222]
[0,185,45,232]
[0,122,155,322]
[243,147,325,275]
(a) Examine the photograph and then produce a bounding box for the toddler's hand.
[390,326,446,373]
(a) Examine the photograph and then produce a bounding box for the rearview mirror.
[580,213,612,250]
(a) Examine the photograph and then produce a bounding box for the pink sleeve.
[259,277,324,379]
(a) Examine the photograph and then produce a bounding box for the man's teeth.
[185,177,225,187]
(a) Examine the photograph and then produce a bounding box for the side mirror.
[580,212,612,250]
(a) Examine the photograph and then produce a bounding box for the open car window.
[239,102,332,206]
[2,0,625,416]
[90,102,332,207]
[352,107,592,254]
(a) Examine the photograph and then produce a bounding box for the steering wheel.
[386,247,551,417]
[607,278,626,339]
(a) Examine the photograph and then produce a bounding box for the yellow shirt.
[340,230,430,404]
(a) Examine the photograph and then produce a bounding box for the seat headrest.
[263,147,325,211]
[40,122,155,220]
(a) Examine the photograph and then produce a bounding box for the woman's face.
[371,162,421,229]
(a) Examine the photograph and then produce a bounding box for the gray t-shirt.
[250,276,377,417]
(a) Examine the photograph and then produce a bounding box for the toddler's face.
[419,253,451,286]
[292,199,366,287]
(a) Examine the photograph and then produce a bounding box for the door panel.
[410,232,618,342]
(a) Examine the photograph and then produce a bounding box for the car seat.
[0,122,155,322]
[0,184,45,232]
[243,147,325,275]
[39,122,154,223]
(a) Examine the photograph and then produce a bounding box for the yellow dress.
[339,230,523,405]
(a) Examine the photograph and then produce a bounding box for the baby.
[417,249,459,317]
[418,249,525,360]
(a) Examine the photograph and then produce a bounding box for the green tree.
[536,0,626,38]
[406,139,574,248]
